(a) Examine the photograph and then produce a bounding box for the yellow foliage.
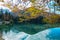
[18,7,43,22]
[19,18,24,22]
[43,14,60,24]
[5,4,11,8]
[30,0,36,3]
[25,7,41,17]
[31,12,35,17]
[12,6,19,12]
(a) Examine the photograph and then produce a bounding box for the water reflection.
[2,28,60,40]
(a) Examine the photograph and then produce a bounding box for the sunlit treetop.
[0,0,32,12]
[0,0,58,13]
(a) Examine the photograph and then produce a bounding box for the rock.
[2,30,31,40]
[0,32,4,40]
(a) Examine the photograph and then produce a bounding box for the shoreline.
[0,31,4,40]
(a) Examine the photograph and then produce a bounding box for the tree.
[30,0,36,3]
[43,14,60,24]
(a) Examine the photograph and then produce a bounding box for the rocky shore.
[0,32,4,40]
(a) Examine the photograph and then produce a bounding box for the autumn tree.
[43,14,60,24]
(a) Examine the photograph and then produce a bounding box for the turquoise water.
[26,28,60,40]
[1,23,60,34]
[47,28,60,40]
[0,0,60,40]
[2,27,60,40]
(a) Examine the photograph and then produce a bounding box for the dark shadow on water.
[0,23,60,34]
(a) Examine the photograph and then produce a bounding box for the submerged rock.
[26,28,60,40]
[0,32,4,40]
[2,28,60,40]
[2,30,31,40]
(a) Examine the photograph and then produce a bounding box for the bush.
[18,7,43,22]
[43,14,60,24]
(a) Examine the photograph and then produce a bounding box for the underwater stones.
[26,29,50,40]
[0,32,4,40]
[26,28,60,40]
[2,30,31,40]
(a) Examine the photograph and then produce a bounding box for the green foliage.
[53,3,59,6]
